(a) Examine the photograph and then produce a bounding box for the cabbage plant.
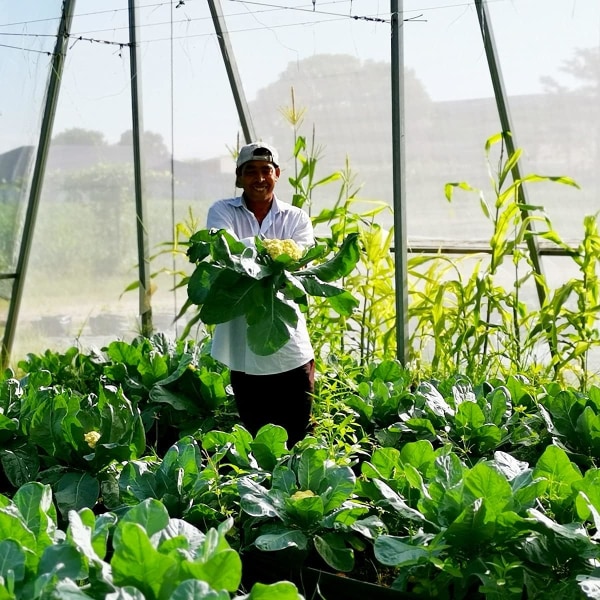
[185,229,360,356]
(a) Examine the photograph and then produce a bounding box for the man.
[206,142,315,447]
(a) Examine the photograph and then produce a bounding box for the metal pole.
[129,0,153,337]
[1,0,77,370]
[208,0,256,143]
[391,0,409,365]
[474,0,547,309]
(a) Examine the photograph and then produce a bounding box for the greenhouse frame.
[4,3,600,599]
[3,1,598,371]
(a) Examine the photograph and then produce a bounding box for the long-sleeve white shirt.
[206,194,315,374]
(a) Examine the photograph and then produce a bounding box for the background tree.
[248,53,433,203]
[52,128,107,146]
[540,47,600,95]
[539,46,599,174]
[117,130,168,158]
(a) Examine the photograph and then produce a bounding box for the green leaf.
[0,540,26,584]
[118,462,161,505]
[73,508,116,562]
[247,298,297,356]
[272,466,297,495]
[246,581,305,600]
[371,479,427,522]
[116,498,170,545]
[0,444,40,488]
[362,447,400,480]
[404,417,437,438]
[445,499,496,547]
[319,465,355,513]
[574,469,600,521]
[372,360,405,382]
[171,580,229,599]
[12,482,57,542]
[323,290,359,316]
[313,533,354,572]
[180,548,242,593]
[187,262,222,305]
[39,544,87,580]
[112,522,179,600]
[400,440,436,473]
[28,391,79,460]
[186,236,212,265]
[533,445,582,502]
[0,413,17,442]
[302,233,360,282]
[149,385,201,413]
[97,384,145,454]
[296,275,345,297]
[0,505,38,555]
[254,528,308,552]
[374,535,429,567]
[251,425,289,470]
[211,229,247,263]
[297,448,327,491]
[463,463,513,518]
[284,494,324,529]
[199,271,256,324]
[238,478,280,518]
[55,472,100,518]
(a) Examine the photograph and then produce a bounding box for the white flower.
[262,238,303,261]
[84,431,101,449]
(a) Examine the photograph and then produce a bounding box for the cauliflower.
[262,238,304,261]
[84,431,101,449]
[290,490,316,501]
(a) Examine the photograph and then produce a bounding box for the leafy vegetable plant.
[185,228,360,356]
[0,484,305,599]
[237,444,384,574]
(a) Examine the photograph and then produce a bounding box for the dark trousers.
[230,360,315,448]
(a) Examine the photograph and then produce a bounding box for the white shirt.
[206,194,315,375]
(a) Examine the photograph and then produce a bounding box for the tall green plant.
[280,88,341,213]
[310,160,395,364]
[408,133,584,382]
[279,93,397,365]
[536,211,600,389]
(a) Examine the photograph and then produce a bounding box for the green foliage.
[0,335,235,519]
[6,341,600,597]
[408,132,600,388]
[0,487,305,599]
[6,129,600,598]
[237,444,380,574]
[185,228,360,356]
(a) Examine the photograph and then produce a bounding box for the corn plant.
[408,133,586,382]
[535,211,600,389]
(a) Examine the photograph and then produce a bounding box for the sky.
[1,0,599,158]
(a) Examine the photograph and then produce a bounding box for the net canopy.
[1,0,599,367]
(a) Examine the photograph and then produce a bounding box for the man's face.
[238,160,280,204]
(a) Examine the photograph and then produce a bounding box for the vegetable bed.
[2,335,600,599]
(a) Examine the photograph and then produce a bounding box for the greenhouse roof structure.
[1,0,599,370]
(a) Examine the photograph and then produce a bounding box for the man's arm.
[207,200,256,246]
[206,201,234,232]
[290,210,315,250]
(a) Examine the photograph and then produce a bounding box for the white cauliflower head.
[262,238,304,261]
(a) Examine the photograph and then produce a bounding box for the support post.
[1,0,77,370]
[129,0,153,337]
[474,0,547,308]
[208,0,256,143]
[391,0,409,365]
